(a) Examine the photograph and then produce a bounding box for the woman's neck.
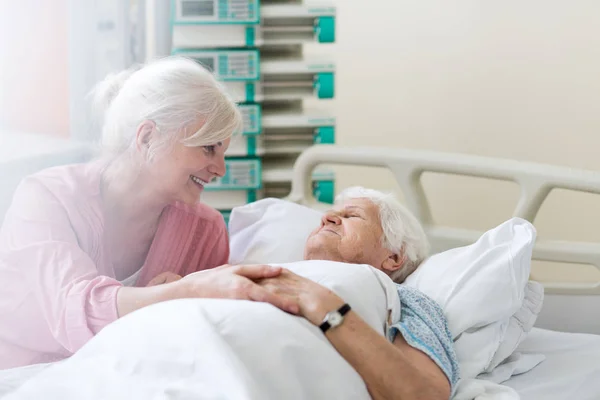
[99,156,169,278]
[100,156,167,226]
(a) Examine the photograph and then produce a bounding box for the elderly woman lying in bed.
[7,188,459,400]
[250,187,460,397]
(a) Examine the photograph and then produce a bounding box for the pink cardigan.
[0,162,229,369]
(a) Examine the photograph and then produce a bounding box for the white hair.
[88,55,242,159]
[335,186,430,283]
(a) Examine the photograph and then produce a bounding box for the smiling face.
[304,198,398,271]
[156,137,230,205]
[136,119,230,206]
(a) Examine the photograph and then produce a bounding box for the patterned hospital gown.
[388,285,460,396]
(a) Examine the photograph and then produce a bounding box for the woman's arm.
[258,269,452,400]
[117,264,300,318]
[1,178,298,357]
[116,282,182,317]
[0,178,129,353]
[321,307,450,400]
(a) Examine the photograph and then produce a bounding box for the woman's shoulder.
[16,162,103,201]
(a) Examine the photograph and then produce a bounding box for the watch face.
[328,311,343,326]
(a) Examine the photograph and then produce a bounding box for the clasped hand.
[172,264,344,327]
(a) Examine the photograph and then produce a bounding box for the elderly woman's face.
[304,198,390,269]
[142,120,230,206]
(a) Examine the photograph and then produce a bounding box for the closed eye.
[203,145,216,155]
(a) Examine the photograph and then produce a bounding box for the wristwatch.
[319,303,351,333]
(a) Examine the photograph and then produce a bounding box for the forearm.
[325,311,448,400]
[116,281,185,317]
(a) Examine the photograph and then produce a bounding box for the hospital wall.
[305,0,600,284]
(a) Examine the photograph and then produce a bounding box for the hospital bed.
[286,145,600,400]
[1,144,599,399]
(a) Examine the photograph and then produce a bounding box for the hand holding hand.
[176,264,300,314]
[258,269,345,326]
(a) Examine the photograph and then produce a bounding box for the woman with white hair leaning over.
[0,56,298,369]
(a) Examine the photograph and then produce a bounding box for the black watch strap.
[319,303,352,333]
[338,303,351,316]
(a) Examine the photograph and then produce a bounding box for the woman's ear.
[381,252,406,274]
[135,120,156,155]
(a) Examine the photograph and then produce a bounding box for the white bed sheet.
[0,363,52,398]
[504,327,600,400]
[2,328,599,399]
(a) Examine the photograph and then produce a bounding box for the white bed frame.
[288,145,600,334]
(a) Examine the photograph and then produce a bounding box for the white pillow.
[485,280,544,372]
[229,198,322,264]
[228,198,538,379]
[404,218,536,378]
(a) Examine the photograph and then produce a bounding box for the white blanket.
[2,261,400,400]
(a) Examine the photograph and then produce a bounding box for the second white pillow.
[404,218,537,378]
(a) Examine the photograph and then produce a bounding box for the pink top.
[0,162,229,369]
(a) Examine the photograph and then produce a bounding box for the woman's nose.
[209,155,227,178]
[322,212,341,225]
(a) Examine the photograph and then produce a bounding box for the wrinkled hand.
[176,264,300,314]
[147,271,182,286]
[258,269,345,326]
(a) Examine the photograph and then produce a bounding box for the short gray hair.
[89,55,242,158]
[335,186,430,283]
